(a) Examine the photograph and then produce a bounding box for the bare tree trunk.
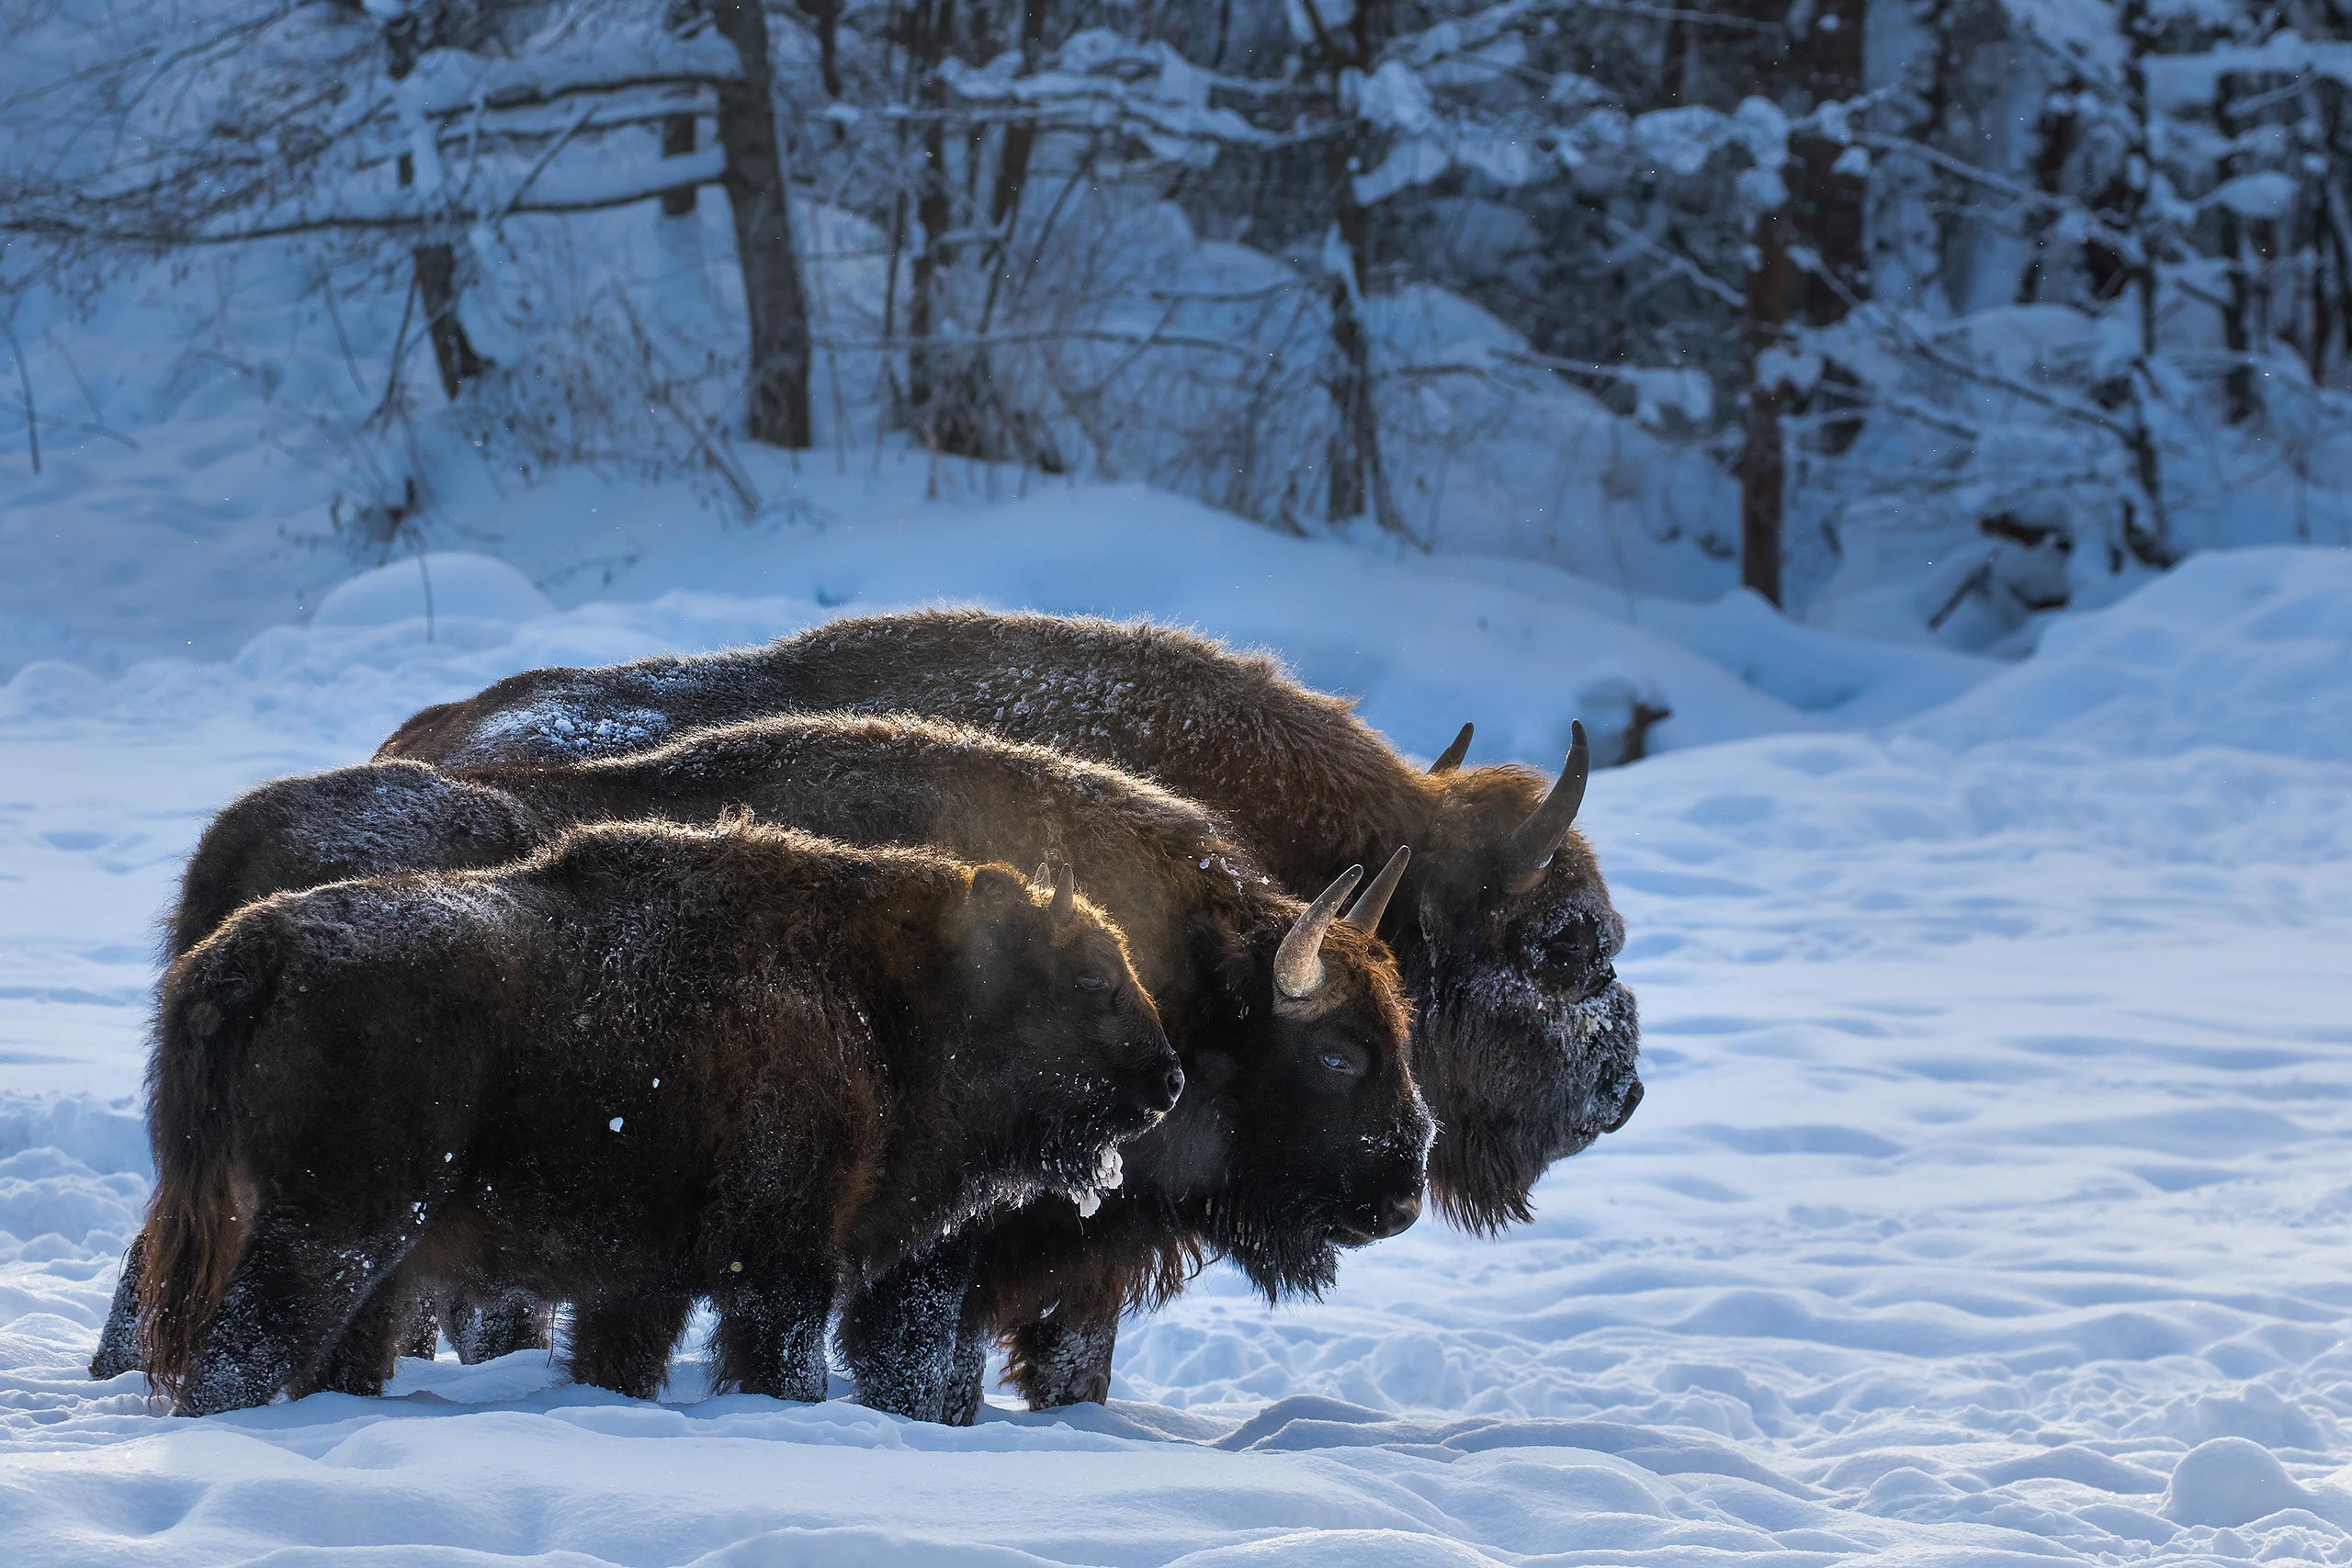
[1306,0,1406,540]
[905,0,953,423]
[986,0,1049,231]
[2019,82,2081,303]
[2216,72,2261,424]
[661,114,699,221]
[1740,204,1790,607]
[797,0,844,98]
[707,0,813,447]
[1323,201,1400,536]
[2112,0,2175,566]
[385,16,485,401]
[1791,0,1866,330]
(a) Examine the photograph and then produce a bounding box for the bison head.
[1388,721,1643,1232]
[951,863,1183,1199]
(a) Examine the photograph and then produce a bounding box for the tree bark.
[708,0,813,447]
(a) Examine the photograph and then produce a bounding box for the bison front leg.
[1003,1310,1118,1409]
[711,1262,835,1403]
[175,1211,412,1417]
[839,1230,981,1422]
[88,1233,147,1379]
[565,1291,695,1400]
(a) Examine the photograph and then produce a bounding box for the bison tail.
[138,919,276,1403]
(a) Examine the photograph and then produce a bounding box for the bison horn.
[1428,723,1473,775]
[1273,863,1364,1004]
[1343,845,1409,932]
[1033,860,1052,892]
[1502,720,1589,890]
[1052,865,1077,924]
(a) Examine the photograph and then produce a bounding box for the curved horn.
[1343,844,1410,932]
[1428,723,1473,775]
[1273,864,1364,1004]
[1502,720,1590,888]
[1052,864,1077,924]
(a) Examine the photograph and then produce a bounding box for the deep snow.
[2,542,2350,1565]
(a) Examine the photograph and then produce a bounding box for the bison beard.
[374,609,1643,1235]
[131,819,1179,1415]
[107,715,1430,1421]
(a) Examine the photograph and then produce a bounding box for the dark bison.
[137,818,1180,1416]
[377,610,1641,1229]
[101,715,1430,1417]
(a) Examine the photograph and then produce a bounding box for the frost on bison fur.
[133,818,1180,1416]
[379,609,1643,1230]
[100,715,1430,1419]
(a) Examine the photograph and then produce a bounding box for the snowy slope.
[3,547,2350,1565]
[3,484,1992,773]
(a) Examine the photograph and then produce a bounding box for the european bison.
[136,818,1179,1416]
[376,610,1642,1232]
[104,715,1430,1417]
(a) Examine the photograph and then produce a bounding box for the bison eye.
[1318,1048,1363,1077]
[1543,929,1598,974]
[1076,974,1110,992]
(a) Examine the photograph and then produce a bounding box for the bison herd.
[94,608,1643,1421]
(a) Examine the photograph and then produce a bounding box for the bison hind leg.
[566,1292,694,1401]
[398,1290,442,1359]
[293,1265,424,1399]
[446,1281,552,1363]
[88,1234,148,1379]
[175,1212,413,1417]
[941,1316,988,1427]
[1003,1312,1118,1410]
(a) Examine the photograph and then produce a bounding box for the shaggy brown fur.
[377,610,1641,1233]
[107,715,1429,1416]
[134,818,1177,1415]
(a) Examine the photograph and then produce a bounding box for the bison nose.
[1128,1059,1183,1122]
[1369,1190,1421,1240]
[1603,1077,1644,1134]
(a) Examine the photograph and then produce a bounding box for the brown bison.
[376,610,1642,1232]
[135,818,1179,1416]
[103,715,1430,1418]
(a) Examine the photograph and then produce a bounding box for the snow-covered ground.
[3,538,2350,1565]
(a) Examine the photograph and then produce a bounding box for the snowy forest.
[6,4,2352,1566]
[7,0,2349,653]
